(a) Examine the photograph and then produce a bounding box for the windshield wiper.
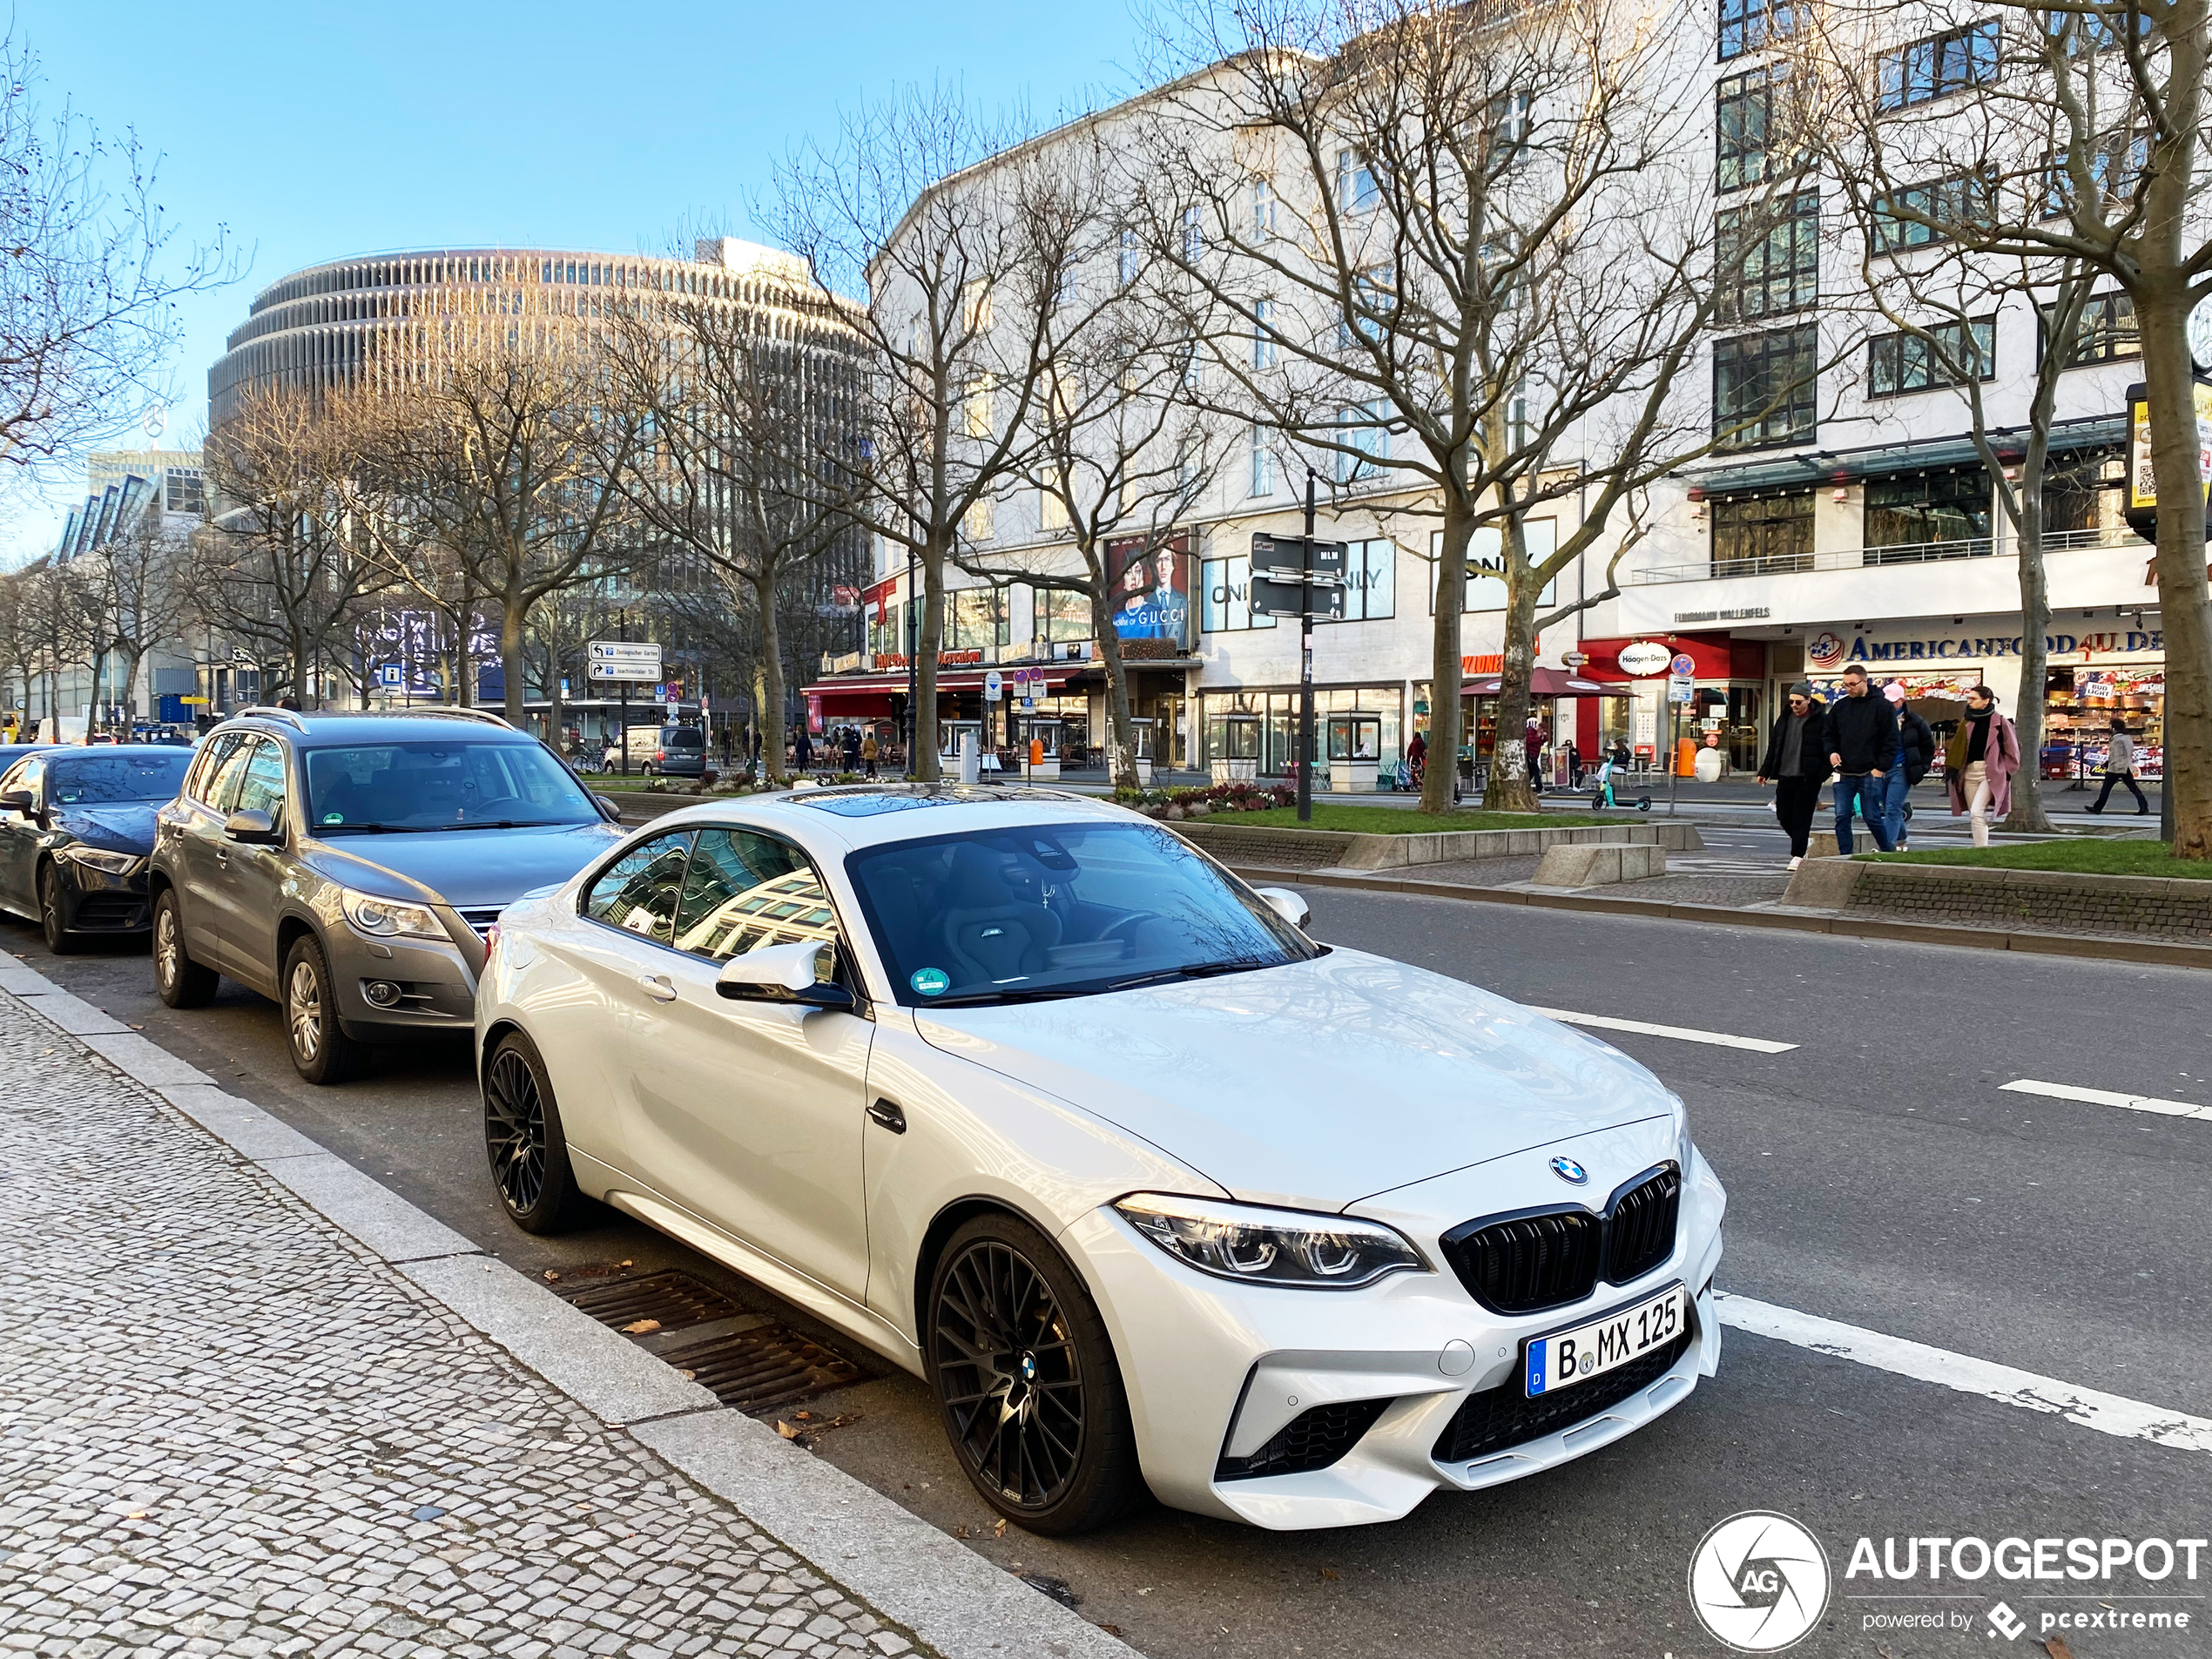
[316,823,412,834]
[434,819,572,832]
[924,987,1089,1008]
[1107,957,1276,992]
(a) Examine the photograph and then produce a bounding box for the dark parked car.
[149,706,628,1083]
[0,745,195,951]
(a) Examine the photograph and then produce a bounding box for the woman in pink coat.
[1944,684,2020,846]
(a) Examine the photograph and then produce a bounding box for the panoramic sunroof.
[797,792,969,817]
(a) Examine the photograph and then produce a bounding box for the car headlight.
[59,846,145,877]
[341,889,448,941]
[1115,1192,1427,1290]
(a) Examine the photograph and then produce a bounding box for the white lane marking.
[2000,1078,2212,1122]
[1718,1293,2212,1454]
[1529,1008,1797,1054]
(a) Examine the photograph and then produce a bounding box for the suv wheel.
[152,889,218,1007]
[282,932,368,1085]
[38,864,81,954]
[482,1030,586,1233]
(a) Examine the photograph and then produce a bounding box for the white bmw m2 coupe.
[475,784,1724,1534]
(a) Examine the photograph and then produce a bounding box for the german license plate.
[1523,1284,1685,1397]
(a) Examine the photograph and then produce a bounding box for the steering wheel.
[468,796,531,819]
[1097,910,1166,944]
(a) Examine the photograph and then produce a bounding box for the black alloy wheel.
[927,1213,1141,1535]
[152,888,218,1007]
[482,1031,583,1233]
[37,863,80,954]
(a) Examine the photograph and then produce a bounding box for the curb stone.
[0,949,1136,1659]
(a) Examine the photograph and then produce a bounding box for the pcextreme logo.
[1688,1511,1832,1652]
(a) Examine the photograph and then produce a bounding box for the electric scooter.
[1590,753,1653,813]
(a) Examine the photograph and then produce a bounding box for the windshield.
[845,821,1318,1007]
[48,750,193,805]
[302,740,598,831]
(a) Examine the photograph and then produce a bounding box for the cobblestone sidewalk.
[0,1003,921,1659]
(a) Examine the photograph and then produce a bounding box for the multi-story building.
[809,11,2163,789]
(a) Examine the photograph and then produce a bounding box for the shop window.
[1035,588,1090,644]
[947,587,1008,650]
[1430,523,1559,611]
[1867,316,1995,396]
[1710,492,1814,574]
[1716,191,1819,321]
[1864,470,1993,559]
[1199,555,1279,632]
[1714,324,1818,451]
[1324,539,1398,623]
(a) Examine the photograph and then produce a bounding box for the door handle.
[638,974,678,1001]
[867,1097,907,1134]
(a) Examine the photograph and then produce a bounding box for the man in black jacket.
[1825,664,1898,853]
[1757,683,1831,867]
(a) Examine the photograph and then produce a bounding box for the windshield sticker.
[910,967,950,997]
[324,812,343,824]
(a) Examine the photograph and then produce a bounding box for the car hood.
[56,802,162,853]
[914,948,1678,1211]
[299,822,625,907]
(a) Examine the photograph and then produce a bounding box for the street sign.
[1669,652,1696,678]
[1616,640,1672,677]
[179,695,209,705]
[586,639,664,683]
[1250,573,1346,621]
[1667,681,1695,705]
[1251,532,1349,579]
[984,670,1003,702]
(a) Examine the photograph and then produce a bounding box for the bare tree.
[89,510,197,726]
[0,28,233,475]
[775,84,1089,779]
[0,566,37,720]
[196,388,390,703]
[1140,0,1824,813]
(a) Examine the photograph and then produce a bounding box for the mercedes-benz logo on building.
[1688,1511,1831,1652]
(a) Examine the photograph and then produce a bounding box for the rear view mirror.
[224,808,281,846]
[715,940,854,1011]
[1252,886,1311,931]
[594,793,623,821]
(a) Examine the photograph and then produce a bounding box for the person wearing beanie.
[1882,681,1936,850]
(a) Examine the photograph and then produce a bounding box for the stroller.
[1589,750,1652,813]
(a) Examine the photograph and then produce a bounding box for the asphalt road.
[8,892,2209,1659]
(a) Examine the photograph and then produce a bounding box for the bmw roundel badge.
[1550,1156,1589,1185]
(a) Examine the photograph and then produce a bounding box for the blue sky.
[9,0,1150,563]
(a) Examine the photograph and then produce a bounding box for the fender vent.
[1216,1397,1391,1481]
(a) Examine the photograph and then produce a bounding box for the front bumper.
[1062,1136,1727,1530]
[328,926,479,1040]
[55,858,152,932]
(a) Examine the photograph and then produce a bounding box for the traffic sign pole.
[1298,471,1317,825]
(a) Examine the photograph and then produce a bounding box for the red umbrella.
[1460,669,1631,697]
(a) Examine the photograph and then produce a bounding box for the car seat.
[939,842,1062,985]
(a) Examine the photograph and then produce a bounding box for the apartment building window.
[1486,91,1533,162]
[1338,401,1389,482]
[1252,299,1278,369]
[1180,206,1205,264]
[1716,68,1784,192]
[948,587,1009,650]
[1878,22,2000,111]
[2045,5,2146,52]
[1249,424,1275,496]
[1339,265,1394,348]
[1717,192,1819,322]
[2040,133,2151,220]
[2044,291,2139,365]
[1718,0,1802,60]
[961,495,994,543]
[1871,172,1994,254]
[963,376,994,439]
[1118,229,1140,287]
[1865,469,1993,557]
[1336,148,1378,214]
[1714,324,1819,451]
[1867,316,1997,395]
[1039,472,1069,532]
[1710,492,1815,573]
[1251,178,1277,240]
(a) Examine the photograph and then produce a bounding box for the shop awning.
[802,665,1080,711]
[1460,669,1632,698]
[1685,415,2127,497]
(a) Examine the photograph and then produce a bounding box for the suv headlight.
[60,846,145,877]
[1115,1193,1427,1290]
[341,889,448,941]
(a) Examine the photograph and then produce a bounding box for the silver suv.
[150,707,628,1083]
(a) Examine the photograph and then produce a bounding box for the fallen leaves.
[621,1318,661,1335]
[993,1517,1008,1538]
[953,1524,972,1540]
[2044,1641,2076,1659]
[1317,1568,1340,1581]
[775,1420,803,1440]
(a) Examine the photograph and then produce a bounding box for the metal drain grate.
[662,1324,865,1412]
[553,1270,746,1333]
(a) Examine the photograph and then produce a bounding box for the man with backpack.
[1882,682,1936,850]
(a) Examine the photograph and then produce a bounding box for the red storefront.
[1572,633,1772,771]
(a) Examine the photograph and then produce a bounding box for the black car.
[0,746,195,951]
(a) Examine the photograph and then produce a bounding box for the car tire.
[152,888,218,1007]
[926,1212,1143,1536]
[37,863,81,954]
[482,1029,587,1234]
[281,932,369,1085]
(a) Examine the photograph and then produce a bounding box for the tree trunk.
[499,599,527,729]
[121,648,146,725]
[1421,507,1473,815]
[914,543,945,782]
[2001,478,2054,834]
[1484,524,1543,813]
[2136,280,2212,857]
[1089,583,1141,791]
[752,570,787,784]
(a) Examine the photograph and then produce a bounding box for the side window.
[3,757,41,804]
[582,831,695,947]
[187,732,245,804]
[233,738,289,829]
[673,828,840,972]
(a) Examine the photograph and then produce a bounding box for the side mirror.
[224,808,282,846]
[0,788,31,814]
[594,793,623,821]
[715,939,854,1011]
[1252,885,1311,931]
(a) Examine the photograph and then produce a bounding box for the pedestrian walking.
[1757,682,1831,869]
[2086,720,2149,815]
[842,725,862,772]
[1882,683,1937,851]
[861,729,879,779]
[1563,738,1583,789]
[1406,730,1427,788]
[1944,684,2020,847]
[718,725,733,768]
[795,724,813,772]
[1824,664,1898,853]
[1523,718,1546,792]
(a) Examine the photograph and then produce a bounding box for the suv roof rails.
[382,706,516,729]
[235,705,310,732]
